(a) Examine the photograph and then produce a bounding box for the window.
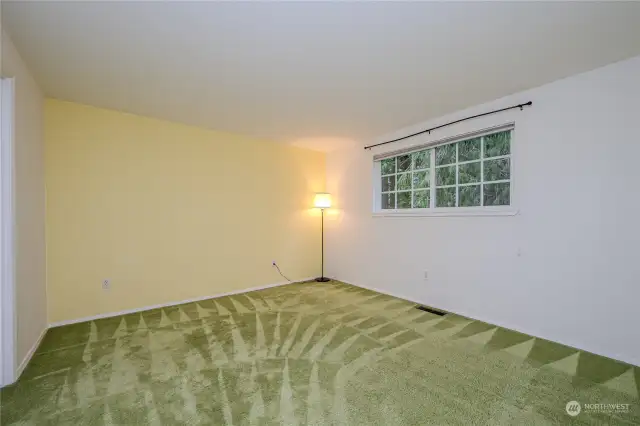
[375,127,512,213]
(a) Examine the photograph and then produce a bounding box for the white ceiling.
[3,2,640,151]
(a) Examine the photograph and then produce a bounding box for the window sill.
[372,207,519,218]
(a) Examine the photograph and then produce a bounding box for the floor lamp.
[313,193,331,282]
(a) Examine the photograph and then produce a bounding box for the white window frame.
[372,125,518,217]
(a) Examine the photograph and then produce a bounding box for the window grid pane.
[484,131,511,157]
[458,161,481,184]
[412,150,430,169]
[480,136,484,206]
[381,157,397,176]
[397,173,411,191]
[412,170,429,190]
[455,143,459,207]
[483,158,510,182]
[398,155,411,172]
[460,185,481,207]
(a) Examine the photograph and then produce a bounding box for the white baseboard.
[336,278,422,307]
[16,327,47,380]
[49,277,315,328]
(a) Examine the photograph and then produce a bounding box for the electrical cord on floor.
[272,262,292,282]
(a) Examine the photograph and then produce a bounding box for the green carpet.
[1,281,638,424]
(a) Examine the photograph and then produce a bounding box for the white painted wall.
[1,31,47,377]
[325,55,640,366]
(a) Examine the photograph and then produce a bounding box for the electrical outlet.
[102,279,110,290]
[423,271,428,280]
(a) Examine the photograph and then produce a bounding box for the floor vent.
[415,305,446,316]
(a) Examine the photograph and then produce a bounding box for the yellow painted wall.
[45,99,325,324]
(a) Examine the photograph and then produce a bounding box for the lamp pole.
[316,208,330,282]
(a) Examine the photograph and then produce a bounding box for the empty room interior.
[1,1,640,424]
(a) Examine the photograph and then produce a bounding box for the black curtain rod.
[364,101,532,150]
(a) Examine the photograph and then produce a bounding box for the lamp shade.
[313,193,331,209]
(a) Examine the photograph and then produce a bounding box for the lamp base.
[315,277,331,282]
